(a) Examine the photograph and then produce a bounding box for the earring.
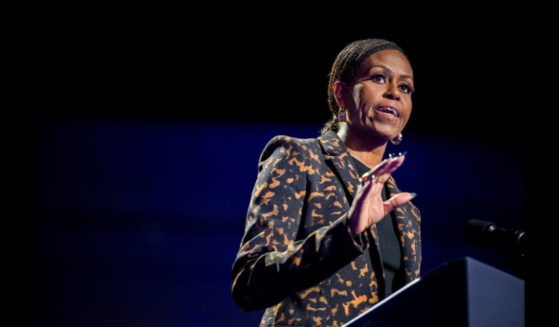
[338,110,346,121]
[391,133,403,145]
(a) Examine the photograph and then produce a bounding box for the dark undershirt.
[351,156,402,297]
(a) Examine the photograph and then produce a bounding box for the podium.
[344,257,524,327]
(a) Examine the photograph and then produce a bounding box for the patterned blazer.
[232,131,421,327]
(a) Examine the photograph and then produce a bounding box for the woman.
[232,38,421,327]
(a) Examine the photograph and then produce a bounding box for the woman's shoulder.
[259,134,320,161]
[265,134,319,147]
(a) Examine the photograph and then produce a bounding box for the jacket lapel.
[317,131,361,203]
[386,177,421,281]
[317,131,384,267]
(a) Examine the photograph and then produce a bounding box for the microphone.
[464,219,525,257]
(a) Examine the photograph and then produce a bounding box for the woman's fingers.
[383,155,405,174]
[360,159,389,183]
[359,154,406,186]
[383,192,417,213]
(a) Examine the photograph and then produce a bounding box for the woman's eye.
[371,74,386,83]
[399,84,414,94]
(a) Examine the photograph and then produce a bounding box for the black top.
[351,156,402,297]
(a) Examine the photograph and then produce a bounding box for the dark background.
[34,13,526,327]
[36,13,525,143]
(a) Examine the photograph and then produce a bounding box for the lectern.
[344,257,524,327]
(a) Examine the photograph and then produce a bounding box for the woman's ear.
[332,81,348,110]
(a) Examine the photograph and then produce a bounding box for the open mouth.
[375,106,401,118]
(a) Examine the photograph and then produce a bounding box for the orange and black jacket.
[232,131,421,327]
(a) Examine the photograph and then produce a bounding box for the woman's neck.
[336,124,387,168]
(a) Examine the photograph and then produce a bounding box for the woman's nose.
[384,83,401,100]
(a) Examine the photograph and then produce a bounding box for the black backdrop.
[36,14,526,145]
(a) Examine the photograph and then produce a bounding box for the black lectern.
[345,257,524,327]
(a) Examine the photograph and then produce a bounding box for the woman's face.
[344,50,414,142]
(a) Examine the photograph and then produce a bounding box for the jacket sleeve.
[231,136,365,311]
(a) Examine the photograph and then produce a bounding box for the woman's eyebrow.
[369,65,413,80]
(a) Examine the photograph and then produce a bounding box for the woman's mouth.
[374,106,401,119]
